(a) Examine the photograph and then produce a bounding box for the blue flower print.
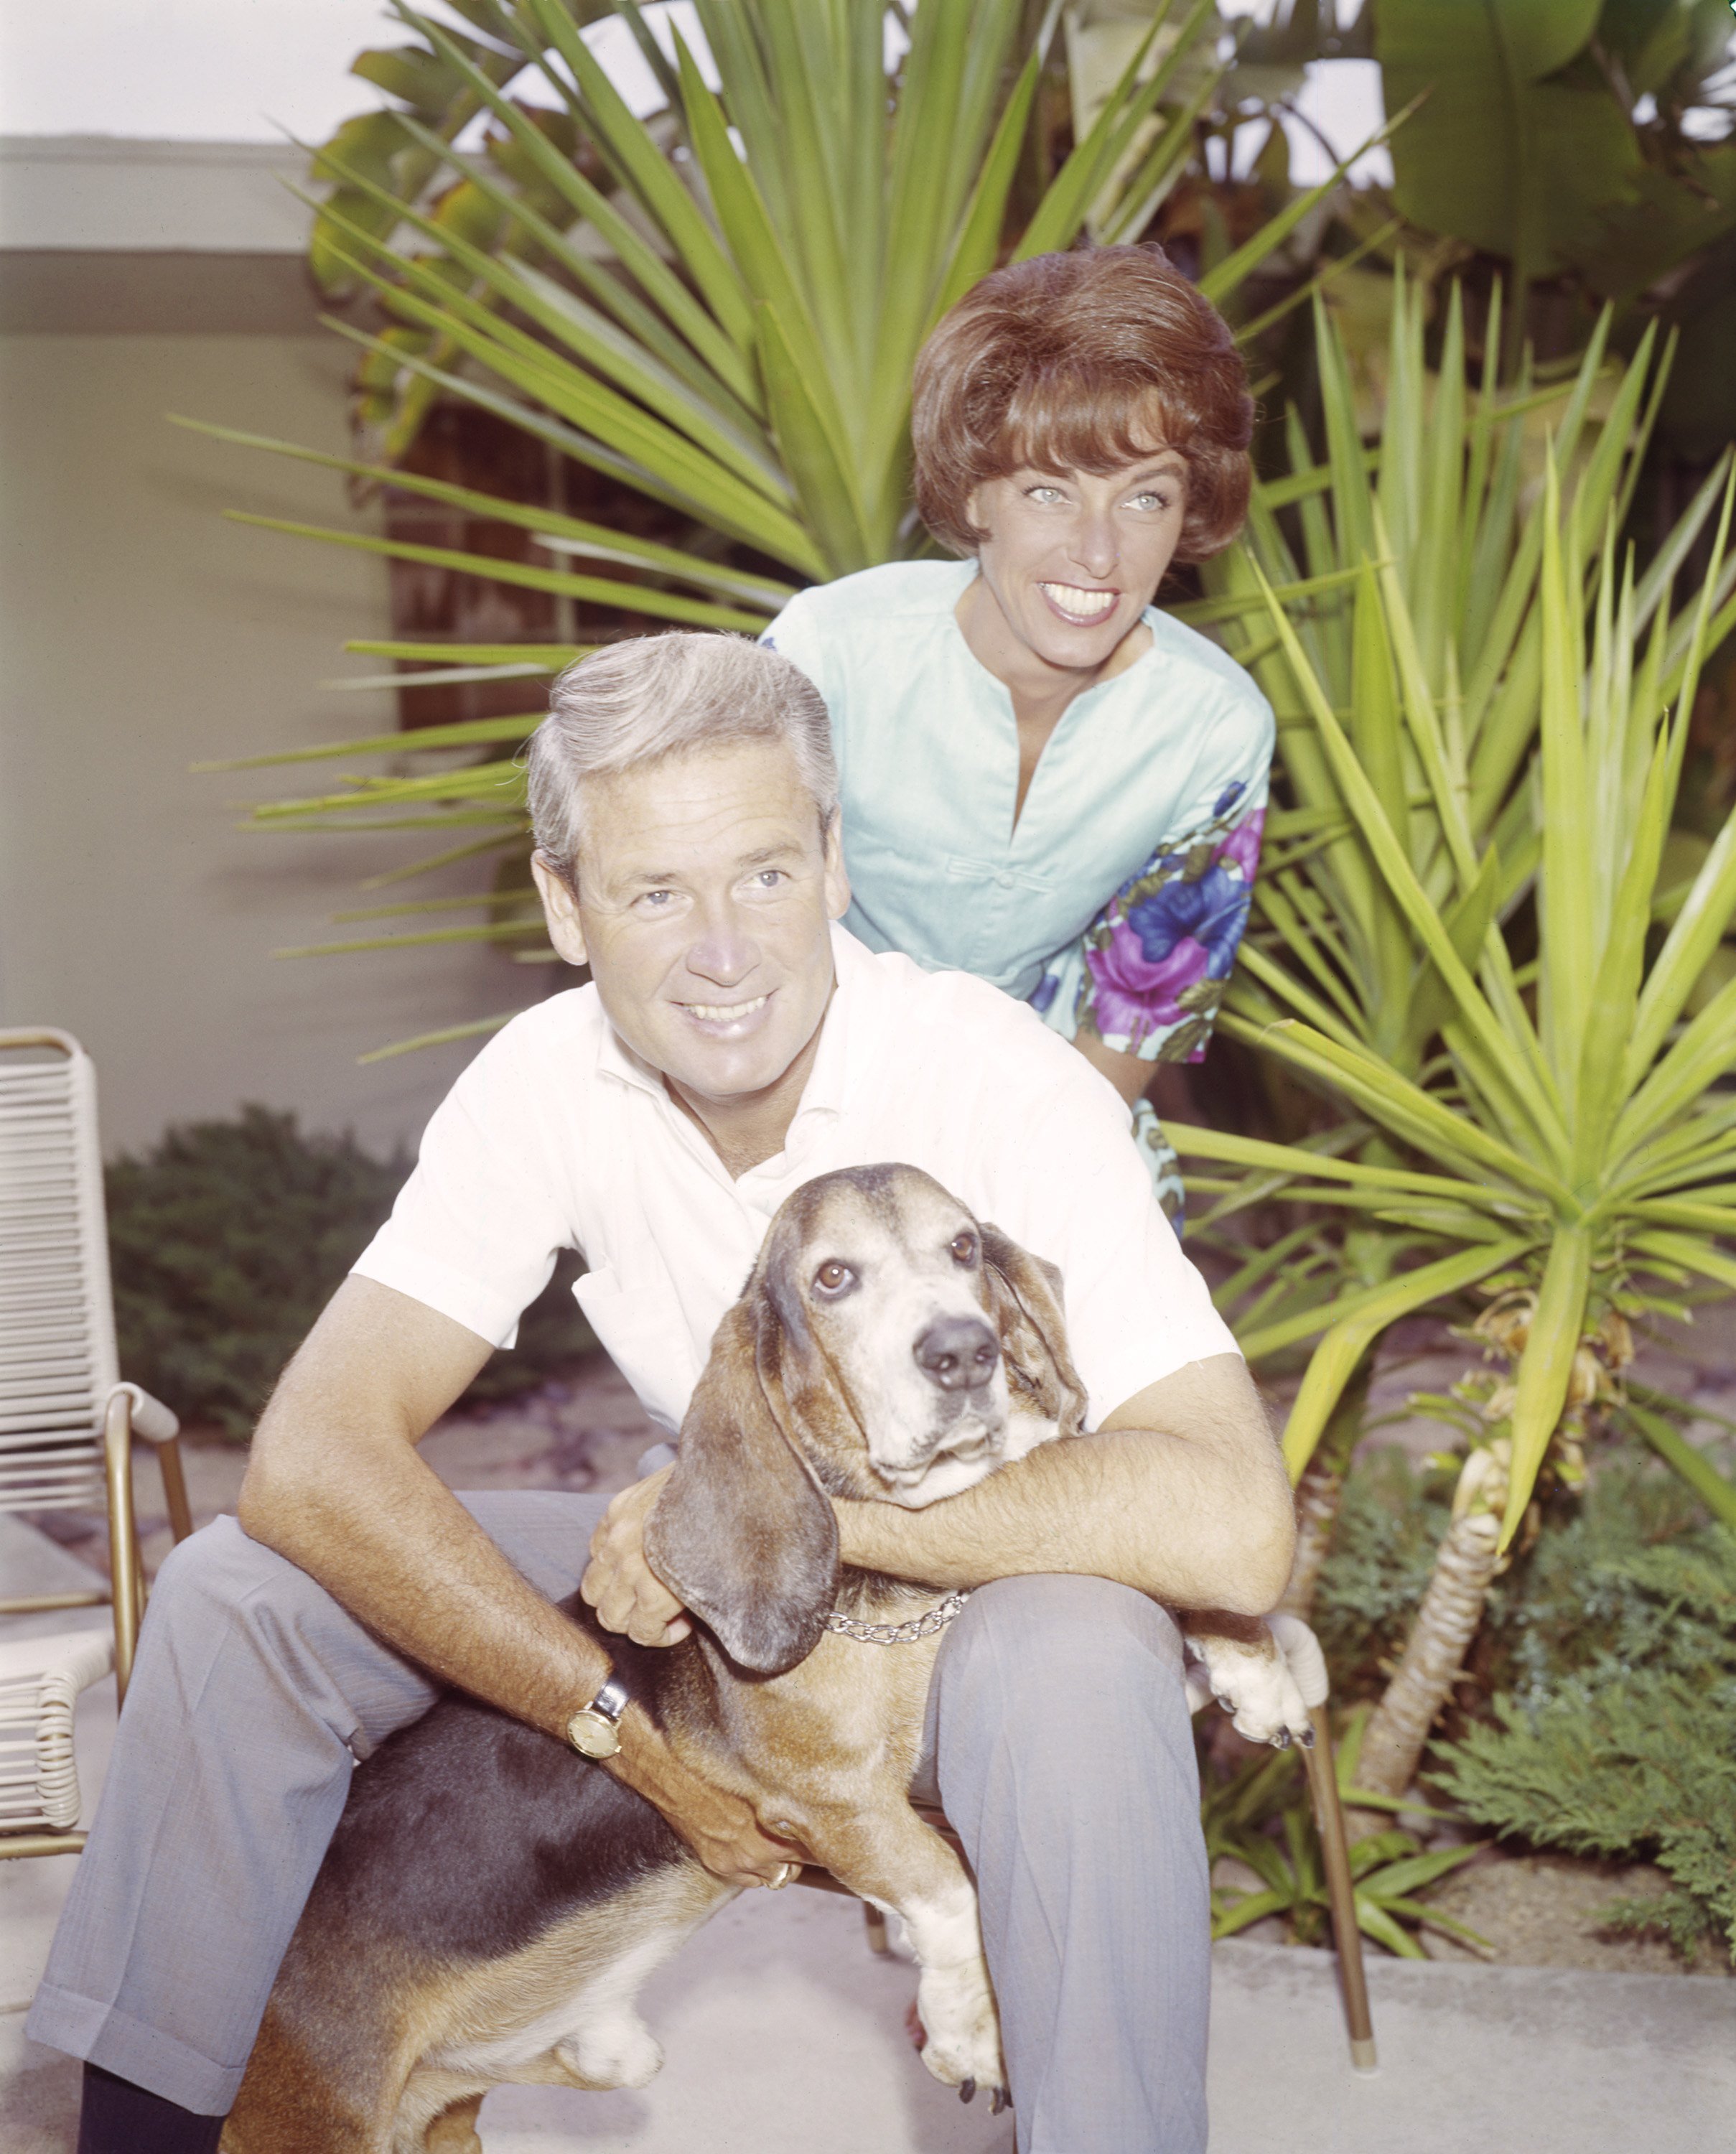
[1126,864,1251,982]
[1213,781,1246,816]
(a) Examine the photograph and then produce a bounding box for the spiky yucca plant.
[1174,441,1736,1801]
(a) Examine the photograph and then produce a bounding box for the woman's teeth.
[1040,582,1117,621]
[685,994,769,1022]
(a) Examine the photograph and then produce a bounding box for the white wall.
[0,329,537,1156]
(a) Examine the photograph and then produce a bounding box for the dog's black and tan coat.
[223,1164,1303,2154]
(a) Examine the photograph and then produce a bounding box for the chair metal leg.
[0,1590,109,1616]
[103,1392,141,1706]
[1301,1703,1377,2073]
[0,1831,88,1860]
[157,1435,195,1544]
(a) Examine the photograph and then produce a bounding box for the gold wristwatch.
[566,1672,630,1761]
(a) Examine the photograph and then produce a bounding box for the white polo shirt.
[353,926,1237,1437]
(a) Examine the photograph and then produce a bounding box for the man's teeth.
[1041,582,1117,618]
[685,994,769,1022]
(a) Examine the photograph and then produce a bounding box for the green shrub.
[107,1106,594,1437]
[1427,1460,1736,1964]
[1431,1673,1736,1964]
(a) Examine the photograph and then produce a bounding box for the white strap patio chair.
[0,1628,116,1855]
[0,1028,194,1855]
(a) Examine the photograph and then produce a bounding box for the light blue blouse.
[762,558,1276,1017]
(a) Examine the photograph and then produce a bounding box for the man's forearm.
[835,1366,1295,1616]
[241,1419,608,1740]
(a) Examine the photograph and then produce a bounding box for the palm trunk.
[1277,1455,1343,1619]
[1277,1357,1371,1621]
[1350,1509,1502,1825]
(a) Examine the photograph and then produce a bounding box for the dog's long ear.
[981,1223,1089,1439]
[644,1295,840,1677]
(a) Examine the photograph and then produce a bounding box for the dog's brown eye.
[950,1233,978,1264]
[814,1260,854,1295]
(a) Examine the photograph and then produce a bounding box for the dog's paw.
[915,1956,1006,2106]
[556,2010,663,2090]
[1184,1622,1315,1748]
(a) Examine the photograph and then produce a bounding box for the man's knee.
[933,1576,1192,1758]
[146,1514,318,1633]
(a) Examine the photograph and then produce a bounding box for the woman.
[762,245,1270,1227]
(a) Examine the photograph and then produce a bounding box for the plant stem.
[1351,1509,1502,1822]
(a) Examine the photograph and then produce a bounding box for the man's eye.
[814,1260,855,1294]
[950,1232,978,1265]
[635,889,678,913]
[752,869,786,889]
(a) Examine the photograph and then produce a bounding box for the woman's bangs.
[998,373,1192,479]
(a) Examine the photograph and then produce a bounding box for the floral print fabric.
[1030,782,1265,1066]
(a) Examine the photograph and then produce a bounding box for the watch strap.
[589,1672,630,1725]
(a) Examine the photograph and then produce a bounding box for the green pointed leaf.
[1499,1223,1595,1550]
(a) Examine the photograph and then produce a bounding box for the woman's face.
[964,447,1188,681]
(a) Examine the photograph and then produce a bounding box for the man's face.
[532,738,849,1115]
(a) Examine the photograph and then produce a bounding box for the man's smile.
[676,989,773,1032]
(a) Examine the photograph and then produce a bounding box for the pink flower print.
[1215,808,1264,883]
[1086,916,1213,1043]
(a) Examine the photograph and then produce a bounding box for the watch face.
[567,1708,620,1761]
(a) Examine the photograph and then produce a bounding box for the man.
[32,632,1294,2154]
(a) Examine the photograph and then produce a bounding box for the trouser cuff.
[25,1986,241,2117]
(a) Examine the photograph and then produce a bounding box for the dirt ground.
[30,1299,1736,1987]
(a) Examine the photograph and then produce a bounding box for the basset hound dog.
[223,1162,1307,2154]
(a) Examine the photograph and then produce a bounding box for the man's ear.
[531,849,589,968]
[644,1295,840,1676]
[821,807,851,922]
[981,1223,1089,1439]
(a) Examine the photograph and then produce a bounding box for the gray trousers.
[27,1496,1209,2153]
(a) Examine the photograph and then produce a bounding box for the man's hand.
[612,1712,806,1889]
[582,1468,692,1646]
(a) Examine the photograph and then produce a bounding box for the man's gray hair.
[526,631,839,876]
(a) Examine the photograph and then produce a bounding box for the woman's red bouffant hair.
[911,244,1253,563]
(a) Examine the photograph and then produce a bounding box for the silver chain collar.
[823,1590,971,1646]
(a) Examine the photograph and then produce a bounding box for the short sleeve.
[969,1045,1239,1425]
[758,587,834,701]
[350,1030,574,1348]
[1037,711,1271,1064]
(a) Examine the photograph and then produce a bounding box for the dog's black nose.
[913,1315,999,1392]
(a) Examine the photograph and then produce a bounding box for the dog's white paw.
[1185,1623,1314,1748]
[556,2010,663,2090]
[916,1956,1007,2107]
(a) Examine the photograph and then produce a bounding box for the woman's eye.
[815,1260,854,1293]
[1027,485,1066,505]
[950,1232,978,1264]
[1129,490,1174,512]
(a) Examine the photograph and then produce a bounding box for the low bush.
[1311,1447,1736,1962]
[1429,1470,1736,1964]
[107,1106,594,1437]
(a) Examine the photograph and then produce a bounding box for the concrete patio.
[4,1397,1735,2153]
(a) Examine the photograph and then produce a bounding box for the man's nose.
[913,1315,1000,1393]
[683,904,757,986]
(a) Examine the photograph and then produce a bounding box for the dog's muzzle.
[912,1315,999,1394]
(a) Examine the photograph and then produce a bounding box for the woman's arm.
[1072,1029,1197,1115]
